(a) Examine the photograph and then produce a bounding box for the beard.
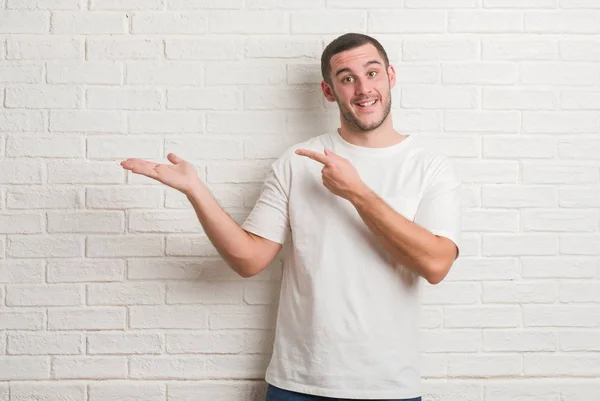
[333,87,392,132]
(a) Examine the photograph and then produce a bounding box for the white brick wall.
[1,2,599,400]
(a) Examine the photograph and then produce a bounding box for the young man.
[121,33,461,401]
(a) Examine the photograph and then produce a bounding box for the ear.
[321,80,336,103]
[387,64,396,89]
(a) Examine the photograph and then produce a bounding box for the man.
[121,33,461,401]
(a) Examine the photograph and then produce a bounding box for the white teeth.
[358,100,376,107]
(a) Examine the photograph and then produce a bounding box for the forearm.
[349,187,449,284]
[185,185,259,276]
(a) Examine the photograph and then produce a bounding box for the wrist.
[348,182,373,205]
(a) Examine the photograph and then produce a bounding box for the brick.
[87,136,161,159]
[209,306,275,330]
[445,257,519,281]
[129,111,203,133]
[48,259,125,283]
[523,111,600,133]
[10,382,86,401]
[406,0,478,6]
[560,282,600,302]
[89,383,165,401]
[483,234,557,256]
[448,354,521,377]
[522,209,597,232]
[242,330,275,354]
[483,281,559,303]
[0,356,49,380]
[53,357,127,379]
[86,187,161,209]
[47,61,122,84]
[560,40,600,61]
[444,306,521,328]
[166,38,243,60]
[7,187,81,209]
[561,0,600,6]
[87,235,164,257]
[8,235,83,258]
[130,306,209,329]
[88,282,164,305]
[87,37,163,60]
[206,61,286,85]
[456,234,481,257]
[0,11,49,33]
[8,332,82,355]
[167,382,265,401]
[445,111,520,133]
[207,112,286,134]
[86,87,161,110]
[403,39,477,61]
[165,137,243,161]
[521,257,598,278]
[520,63,599,86]
[7,84,80,110]
[244,87,322,110]
[483,89,556,110]
[7,0,82,9]
[7,284,83,306]
[0,110,44,131]
[483,136,556,158]
[6,37,81,60]
[484,0,557,7]
[129,356,206,379]
[170,0,242,8]
[0,213,42,234]
[91,0,164,10]
[420,308,443,329]
[443,63,517,85]
[132,12,206,34]
[483,38,557,60]
[0,63,43,83]
[47,211,122,234]
[48,307,126,330]
[245,38,322,59]
[485,382,561,401]
[127,258,207,280]
[559,186,600,208]
[206,161,271,184]
[422,382,483,401]
[128,211,202,234]
[561,383,600,401]
[7,135,83,158]
[210,11,287,33]
[0,310,44,330]
[243,281,281,305]
[461,210,518,232]
[0,260,44,283]
[449,11,522,32]
[87,332,163,354]
[167,88,240,110]
[368,11,445,33]
[50,111,126,133]
[525,11,600,33]
[522,162,598,184]
[561,91,600,110]
[559,331,600,351]
[482,185,557,207]
[421,354,447,377]
[525,354,600,376]
[524,305,600,327]
[483,330,556,352]
[291,11,365,33]
[401,87,478,109]
[51,12,127,34]
[421,282,481,305]
[455,161,519,184]
[287,64,321,85]
[205,355,267,379]
[166,282,242,305]
[166,331,244,353]
[165,236,219,257]
[561,235,600,255]
[0,160,42,184]
[48,161,124,184]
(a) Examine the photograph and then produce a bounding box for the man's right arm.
[186,184,282,278]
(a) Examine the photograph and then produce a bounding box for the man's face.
[323,43,395,132]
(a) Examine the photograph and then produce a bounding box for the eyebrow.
[334,60,382,77]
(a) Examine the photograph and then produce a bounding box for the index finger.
[295,149,330,165]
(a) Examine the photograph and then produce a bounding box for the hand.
[295,148,368,201]
[120,153,204,196]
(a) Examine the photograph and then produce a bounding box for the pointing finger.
[295,149,330,166]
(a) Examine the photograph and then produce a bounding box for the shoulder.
[404,138,461,187]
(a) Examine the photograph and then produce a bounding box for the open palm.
[120,153,202,195]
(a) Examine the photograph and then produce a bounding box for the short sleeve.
[241,161,290,245]
[413,157,462,253]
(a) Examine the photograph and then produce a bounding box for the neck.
[338,116,407,148]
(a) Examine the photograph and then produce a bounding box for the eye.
[342,76,355,83]
[368,71,378,78]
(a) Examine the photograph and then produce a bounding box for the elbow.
[423,260,452,285]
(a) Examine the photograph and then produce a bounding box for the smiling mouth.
[355,99,378,110]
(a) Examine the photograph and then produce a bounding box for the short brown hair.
[321,33,390,85]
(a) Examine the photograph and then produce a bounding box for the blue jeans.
[265,384,422,401]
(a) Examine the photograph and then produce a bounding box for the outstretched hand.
[120,153,203,196]
[295,148,368,201]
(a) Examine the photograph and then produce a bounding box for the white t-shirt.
[242,131,461,399]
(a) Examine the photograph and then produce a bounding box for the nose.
[354,76,371,96]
